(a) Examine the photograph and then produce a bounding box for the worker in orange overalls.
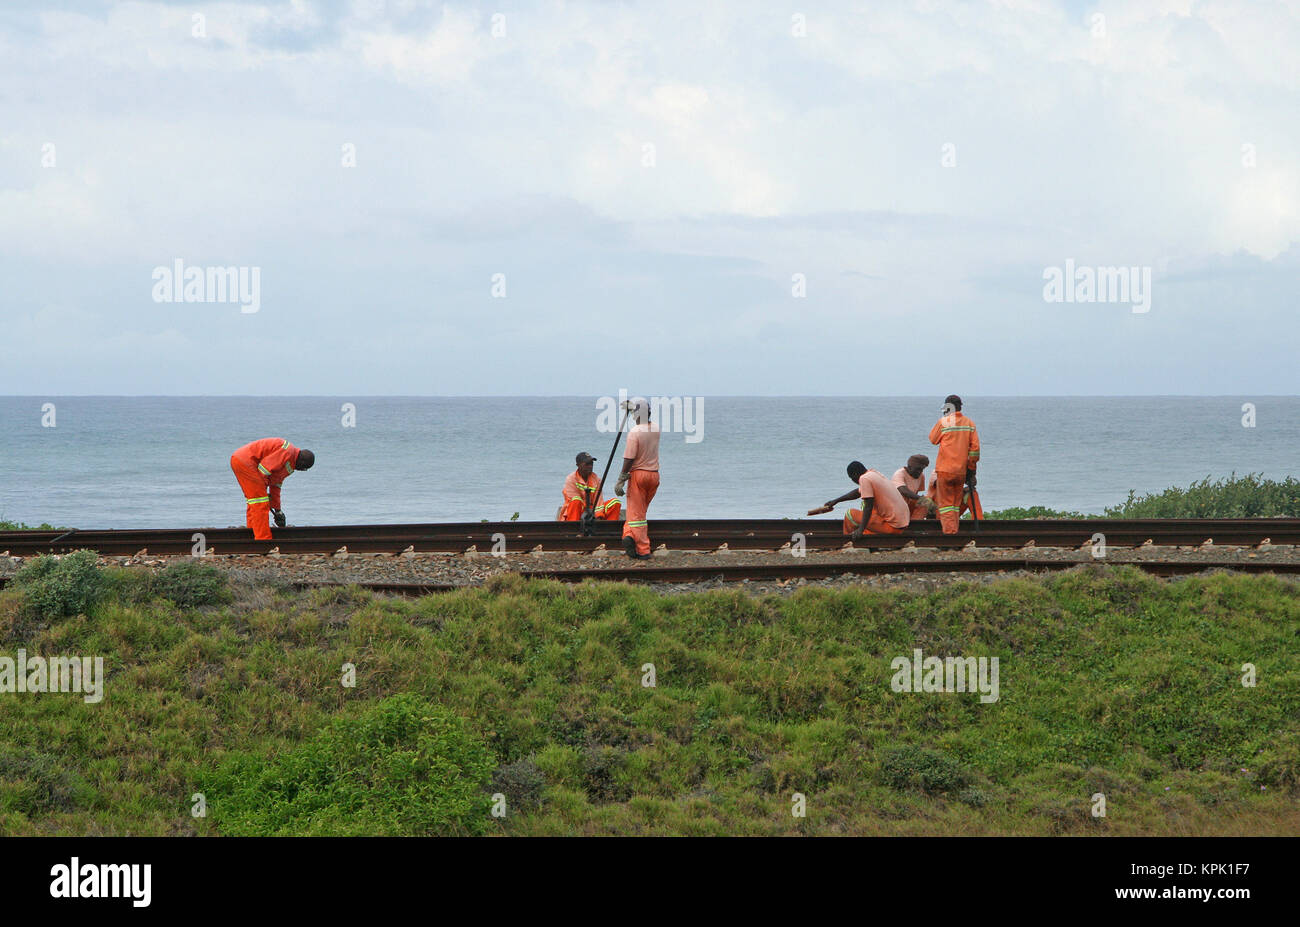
[558,451,622,522]
[809,461,911,537]
[614,398,659,560]
[927,394,980,534]
[230,438,315,540]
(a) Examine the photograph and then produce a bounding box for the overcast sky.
[1,0,1296,395]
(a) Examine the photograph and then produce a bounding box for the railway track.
[0,518,1295,557]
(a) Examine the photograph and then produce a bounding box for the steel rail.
[1,518,1297,557]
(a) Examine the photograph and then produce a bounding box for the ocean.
[0,396,1294,529]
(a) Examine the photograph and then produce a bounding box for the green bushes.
[1104,473,1300,518]
[206,695,496,836]
[880,745,975,795]
[987,474,1300,519]
[153,561,230,607]
[13,551,105,620]
[10,554,230,621]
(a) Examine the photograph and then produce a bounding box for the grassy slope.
[1,567,1297,836]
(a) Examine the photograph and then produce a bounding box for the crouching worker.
[558,451,622,522]
[894,454,936,521]
[230,438,314,540]
[808,460,911,539]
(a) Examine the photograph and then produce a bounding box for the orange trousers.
[931,473,968,535]
[622,470,660,555]
[842,507,904,536]
[231,454,273,540]
[560,497,621,521]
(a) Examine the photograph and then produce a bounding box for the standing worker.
[558,452,622,522]
[927,395,980,535]
[614,398,659,560]
[893,454,935,521]
[230,438,315,540]
[809,461,911,538]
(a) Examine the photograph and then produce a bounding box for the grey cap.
[575,452,596,465]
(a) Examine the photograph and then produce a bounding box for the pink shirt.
[625,422,660,472]
[892,467,928,496]
[860,469,910,528]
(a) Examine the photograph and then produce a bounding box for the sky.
[0,0,1297,396]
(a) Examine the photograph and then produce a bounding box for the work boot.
[623,536,638,558]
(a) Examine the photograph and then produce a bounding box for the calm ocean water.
[0,397,1294,529]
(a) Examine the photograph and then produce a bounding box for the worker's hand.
[806,505,833,516]
[614,476,627,497]
[850,526,864,541]
[921,497,937,513]
[271,508,287,528]
[965,471,977,490]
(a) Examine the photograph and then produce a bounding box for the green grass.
[984,473,1300,519]
[1,558,1297,835]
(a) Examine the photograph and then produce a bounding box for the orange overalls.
[623,470,660,555]
[928,413,980,534]
[230,438,300,540]
[559,470,622,522]
[842,507,905,535]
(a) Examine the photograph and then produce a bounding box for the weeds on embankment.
[986,473,1300,519]
[0,554,1297,836]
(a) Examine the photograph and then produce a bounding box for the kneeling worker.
[558,452,622,522]
[893,454,936,521]
[809,461,911,538]
[230,437,315,540]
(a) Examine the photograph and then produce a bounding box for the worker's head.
[575,451,596,477]
[906,454,929,477]
[296,449,315,471]
[943,394,962,414]
[847,460,867,482]
[625,397,651,424]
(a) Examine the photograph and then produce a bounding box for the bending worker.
[928,394,980,534]
[809,461,911,538]
[614,398,659,560]
[893,454,936,521]
[559,451,622,522]
[230,437,315,540]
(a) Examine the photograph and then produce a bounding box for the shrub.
[1104,473,1300,519]
[0,749,99,816]
[13,551,105,621]
[491,758,546,811]
[879,745,975,795]
[207,695,496,836]
[154,561,231,607]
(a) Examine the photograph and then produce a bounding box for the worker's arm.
[896,485,921,501]
[851,497,875,540]
[928,420,943,445]
[824,488,861,508]
[967,427,980,472]
[269,483,282,510]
